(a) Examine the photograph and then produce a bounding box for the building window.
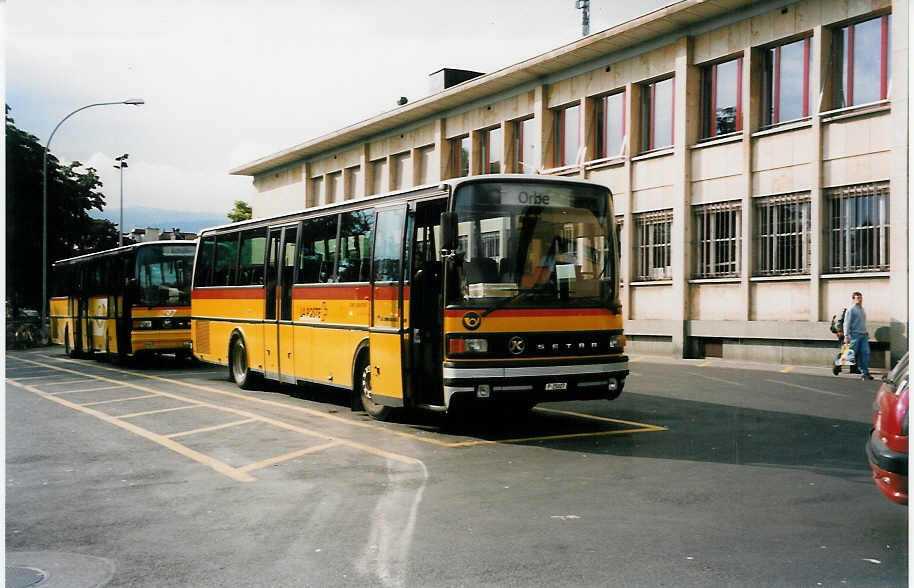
[762,38,811,126]
[392,152,412,190]
[595,91,625,159]
[513,117,536,173]
[310,176,323,207]
[480,231,500,259]
[640,77,674,151]
[326,171,342,204]
[833,15,892,108]
[482,127,502,174]
[553,103,581,166]
[634,210,672,281]
[701,58,742,138]
[370,158,388,194]
[694,201,741,278]
[450,136,470,178]
[756,193,811,276]
[827,182,890,273]
[344,165,362,200]
[415,145,434,185]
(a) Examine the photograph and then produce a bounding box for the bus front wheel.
[229,336,260,390]
[356,354,391,421]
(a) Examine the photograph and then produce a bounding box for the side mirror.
[440,211,458,252]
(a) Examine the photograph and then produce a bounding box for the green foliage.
[227,200,252,223]
[5,105,119,309]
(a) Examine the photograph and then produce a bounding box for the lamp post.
[114,154,129,246]
[41,98,144,342]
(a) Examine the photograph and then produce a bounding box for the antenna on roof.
[574,0,590,37]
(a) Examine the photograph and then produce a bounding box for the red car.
[866,353,909,505]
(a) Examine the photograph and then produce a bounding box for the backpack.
[829,308,846,334]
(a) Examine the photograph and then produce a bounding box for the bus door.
[264,225,298,383]
[409,198,447,405]
[369,205,408,407]
[72,267,87,353]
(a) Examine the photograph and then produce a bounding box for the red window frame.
[765,38,811,126]
[643,77,674,152]
[451,136,469,178]
[703,58,743,138]
[481,127,501,174]
[838,14,891,107]
[554,103,581,166]
[599,91,626,158]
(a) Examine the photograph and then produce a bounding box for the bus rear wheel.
[229,335,260,390]
[356,355,391,421]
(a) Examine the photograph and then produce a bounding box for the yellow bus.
[50,241,196,361]
[192,175,627,419]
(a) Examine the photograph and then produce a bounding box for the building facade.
[232,0,908,367]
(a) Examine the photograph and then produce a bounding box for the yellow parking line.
[118,405,203,419]
[167,419,257,439]
[12,356,423,466]
[534,406,667,430]
[80,394,160,407]
[35,355,666,448]
[780,365,794,373]
[6,379,255,483]
[239,441,342,473]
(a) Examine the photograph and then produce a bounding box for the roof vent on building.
[428,68,485,93]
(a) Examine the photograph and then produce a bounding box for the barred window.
[756,193,811,276]
[827,182,889,273]
[481,231,500,259]
[694,201,741,278]
[635,210,672,281]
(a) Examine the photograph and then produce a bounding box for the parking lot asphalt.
[5,348,906,587]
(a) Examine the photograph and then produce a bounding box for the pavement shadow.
[447,392,873,481]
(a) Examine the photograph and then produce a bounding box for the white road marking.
[763,379,847,398]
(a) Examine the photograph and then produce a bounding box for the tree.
[5,105,119,310]
[227,200,252,222]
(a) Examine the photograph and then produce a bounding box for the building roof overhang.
[230,0,759,177]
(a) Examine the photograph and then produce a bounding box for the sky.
[6,0,672,230]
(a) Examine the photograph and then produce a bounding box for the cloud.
[83,152,252,214]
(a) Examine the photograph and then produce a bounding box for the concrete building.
[231,0,908,367]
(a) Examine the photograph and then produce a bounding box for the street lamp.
[41,99,145,342]
[114,154,129,247]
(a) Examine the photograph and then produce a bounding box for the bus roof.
[197,175,611,237]
[52,240,196,267]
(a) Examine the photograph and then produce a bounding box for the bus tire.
[229,335,260,390]
[355,353,391,421]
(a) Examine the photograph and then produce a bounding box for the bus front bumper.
[131,330,193,354]
[442,357,629,408]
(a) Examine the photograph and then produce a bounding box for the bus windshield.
[451,181,617,309]
[135,245,195,307]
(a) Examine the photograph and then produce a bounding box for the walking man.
[844,291,873,380]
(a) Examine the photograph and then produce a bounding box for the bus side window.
[299,216,338,284]
[337,209,373,282]
[194,237,216,287]
[238,229,266,285]
[212,234,239,286]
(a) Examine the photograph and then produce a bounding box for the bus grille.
[195,320,211,355]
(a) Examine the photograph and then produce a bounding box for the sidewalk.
[627,353,887,379]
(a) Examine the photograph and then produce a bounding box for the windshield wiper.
[480,286,553,317]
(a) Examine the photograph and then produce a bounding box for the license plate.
[545,382,567,391]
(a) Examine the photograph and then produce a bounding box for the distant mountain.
[93,205,230,234]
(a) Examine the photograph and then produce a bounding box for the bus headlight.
[448,337,489,354]
[609,334,624,349]
[133,319,154,329]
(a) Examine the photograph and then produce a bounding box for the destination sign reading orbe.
[500,184,575,208]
